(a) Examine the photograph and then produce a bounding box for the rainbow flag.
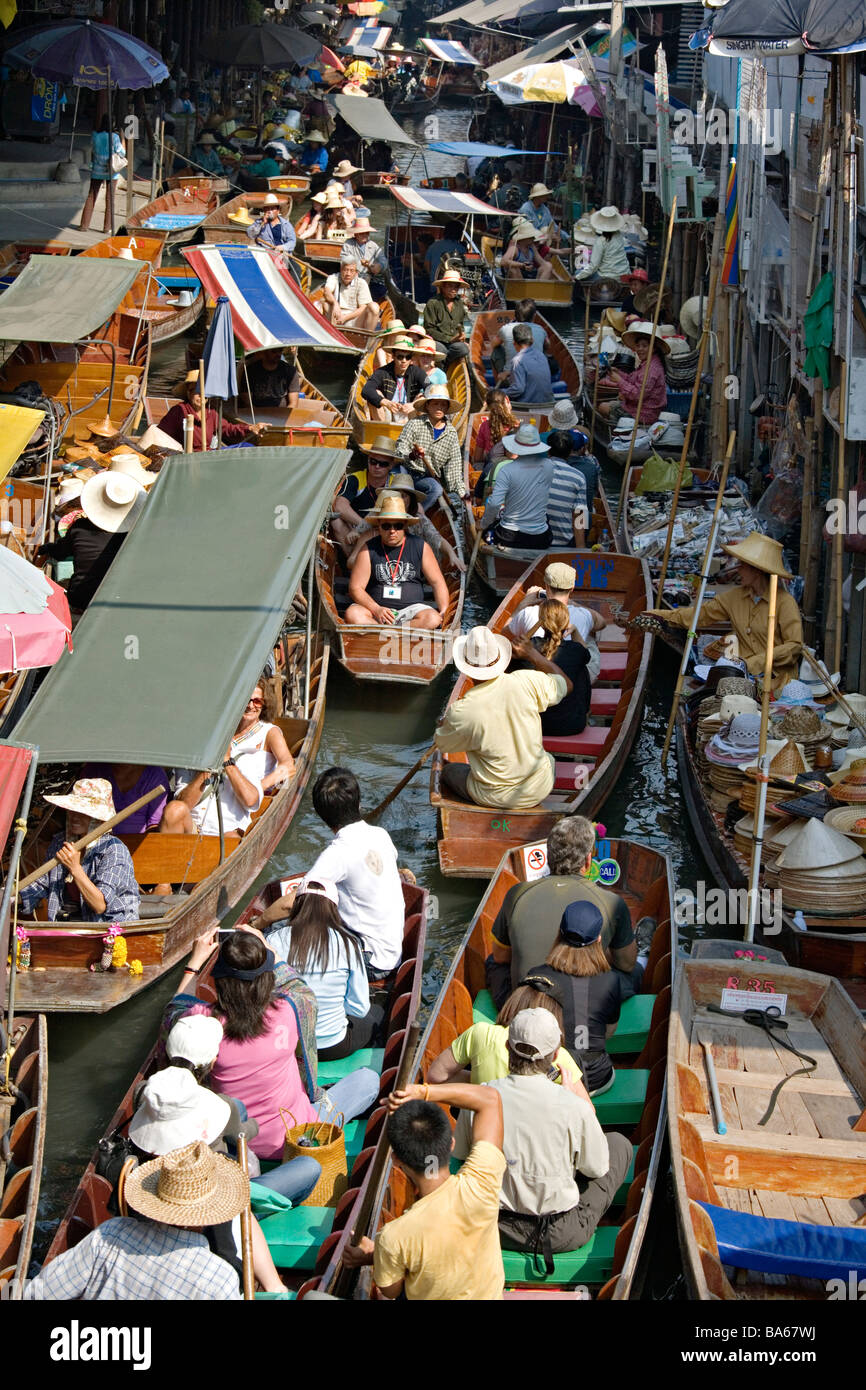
[722,157,739,286]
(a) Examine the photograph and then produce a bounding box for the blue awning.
[427,141,562,158]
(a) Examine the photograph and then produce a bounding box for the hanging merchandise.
[803,272,834,388]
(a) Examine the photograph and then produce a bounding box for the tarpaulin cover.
[0,403,44,481]
[389,185,511,216]
[0,743,33,856]
[484,23,592,81]
[427,141,556,158]
[709,0,866,54]
[420,37,478,65]
[14,446,351,770]
[334,93,419,146]
[0,256,141,344]
[182,245,356,353]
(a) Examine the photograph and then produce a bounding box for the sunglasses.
[247,697,264,707]
[391,352,411,359]
[380,521,406,531]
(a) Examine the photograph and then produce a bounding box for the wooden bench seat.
[119,832,241,885]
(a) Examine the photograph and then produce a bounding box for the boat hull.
[0,1014,47,1298]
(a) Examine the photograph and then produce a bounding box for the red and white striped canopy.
[389,186,512,216]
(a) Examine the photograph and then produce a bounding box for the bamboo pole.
[653,243,723,603]
[615,198,678,530]
[745,571,779,944]
[660,431,735,769]
[802,382,824,645]
[199,358,207,451]
[237,1133,255,1300]
[18,788,163,891]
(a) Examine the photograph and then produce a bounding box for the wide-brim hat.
[510,219,540,244]
[262,192,281,207]
[351,216,373,234]
[80,471,146,534]
[433,267,468,289]
[414,336,446,360]
[129,1068,232,1156]
[333,159,361,178]
[44,776,115,821]
[109,452,156,489]
[721,530,792,578]
[310,190,328,205]
[366,493,420,525]
[453,625,512,681]
[415,385,459,414]
[633,285,670,317]
[323,192,346,210]
[228,207,256,225]
[378,320,408,341]
[549,399,579,429]
[529,182,552,199]
[502,423,550,455]
[198,132,218,146]
[384,471,424,500]
[622,320,671,356]
[79,417,118,441]
[362,434,400,460]
[590,206,625,234]
[680,295,707,339]
[304,130,329,143]
[124,1140,248,1227]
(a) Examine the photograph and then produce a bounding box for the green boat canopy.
[14,446,350,770]
[333,95,419,147]
[0,255,142,343]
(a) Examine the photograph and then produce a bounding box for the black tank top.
[366,532,426,610]
[529,964,625,1093]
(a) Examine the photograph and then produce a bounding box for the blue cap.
[559,900,604,947]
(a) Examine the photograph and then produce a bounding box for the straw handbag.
[280,1108,347,1207]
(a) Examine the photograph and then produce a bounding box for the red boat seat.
[553,762,594,790]
[599,652,628,680]
[589,687,620,715]
[544,727,609,756]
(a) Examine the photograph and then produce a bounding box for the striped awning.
[420,37,478,65]
[338,19,392,49]
[181,245,356,353]
[389,186,512,216]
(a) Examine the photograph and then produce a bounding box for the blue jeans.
[410,473,444,510]
[255,1154,322,1202]
[313,1066,380,1124]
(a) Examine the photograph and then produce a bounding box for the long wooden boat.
[296,231,351,267]
[0,1013,47,1298]
[201,191,292,246]
[462,414,617,596]
[0,240,72,288]
[348,348,470,450]
[391,87,441,118]
[675,701,866,1008]
[308,289,394,352]
[0,316,151,441]
[480,235,574,311]
[315,499,466,685]
[41,877,428,1297]
[166,171,231,195]
[78,237,204,345]
[668,957,866,1300]
[384,223,502,313]
[144,371,352,451]
[266,174,312,197]
[469,308,582,402]
[310,839,675,1299]
[11,633,330,1014]
[126,186,219,248]
[433,549,652,877]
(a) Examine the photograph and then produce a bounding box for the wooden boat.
[125,186,219,248]
[675,702,866,1008]
[462,415,617,597]
[78,237,204,345]
[315,499,466,685]
[144,372,352,451]
[41,877,428,1297]
[11,633,330,1014]
[360,170,400,196]
[0,240,72,287]
[166,171,231,195]
[433,549,652,877]
[0,1013,47,1297]
[469,308,582,402]
[480,235,574,311]
[297,231,351,267]
[384,224,502,313]
[0,316,151,441]
[391,85,441,118]
[308,289,394,352]
[348,348,470,451]
[266,174,312,197]
[309,839,675,1299]
[668,957,866,1300]
[202,190,294,247]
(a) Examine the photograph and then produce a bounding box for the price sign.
[720,988,788,1016]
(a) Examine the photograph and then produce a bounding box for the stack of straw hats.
[769,817,866,914]
[823,806,866,851]
[828,760,866,805]
[703,712,762,811]
[769,705,835,767]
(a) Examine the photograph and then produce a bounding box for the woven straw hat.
[823,806,866,850]
[414,336,446,360]
[529,183,552,199]
[310,190,328,206]
[414,383,459,414]
[828,764,866,803]
[350,216,372,234]
[334,159,361,178]
[453,625,512,681]
[228,207,255,226]
[719,694,759,721]
[433,267,468,289]
[383,471,424,501]
[622,320,671,356]
[80,471,146,534]
[716,676,758,700]
[366,493,420,526]
[775,817,863,869]
[774,706,821,738]
[590,206,624,234]
[829,750,866,782]
[361,435,399,461]
[44,777,114,821]
[768,740,809,777]
[721,530,792,578]
[378,320,408,341]
[124,1140,248,1226]
[304,130,328,143]
[262,192,281,208]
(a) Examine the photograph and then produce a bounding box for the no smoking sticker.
[521,843,549,880]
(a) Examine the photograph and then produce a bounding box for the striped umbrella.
[3,19,167,88]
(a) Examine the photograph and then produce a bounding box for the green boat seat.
[254,1290,296,1299]
[593,1069,649,1125]
[317,1047,384,1085]
[502,1226,620,1286]
[472,990,498,1025]
[608,994,655,1054]
[260,1204,336,1271]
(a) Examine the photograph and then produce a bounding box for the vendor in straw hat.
[340,214,387,282]
[247,191,296,257]
[501,220,554,282]
[640,531,804,692]
[321,246,378,334]
[576,206,630,282]
[345,493,449,631]
[190,129,226,178]
[23,1141,248,1301]
[518,181,561,248]
[396,383,465,510]
[423,267,471,361]
[299,128,330,175]
[596,320,670,427]
[38,470,146,617]
[295,188,328,240]
[362,334,427,423]
[18,777,140,924]
[434,624,571,808]
[332,157,363,206]
[160,371,263,452]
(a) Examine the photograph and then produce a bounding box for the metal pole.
[304,548,314,719]
[745,572,778,944]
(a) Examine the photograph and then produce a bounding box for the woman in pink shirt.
[172,927,379,1161]
[598,321,670,426]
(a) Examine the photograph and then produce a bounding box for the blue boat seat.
[699,1203,866,1280]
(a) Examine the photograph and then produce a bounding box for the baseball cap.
[508,1008,561,1060]
[544,562,577,592]
[559,900,604,947]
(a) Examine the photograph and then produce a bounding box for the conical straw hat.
[768,740,809,777]
[721,530,791,578]
[781,855,866,882]
[775,816,863,869]
[765,819,803,849]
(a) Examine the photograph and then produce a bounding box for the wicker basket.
[281,1108,347,1208]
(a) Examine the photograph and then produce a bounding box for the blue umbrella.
[3,19,168,89]
[203,296,238,401]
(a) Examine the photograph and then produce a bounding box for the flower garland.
[89,923,143,976]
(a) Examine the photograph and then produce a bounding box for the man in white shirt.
[321,250,378,333]
[453,1010,632,1269]
[254,767,405,976]
[506,561,604,684]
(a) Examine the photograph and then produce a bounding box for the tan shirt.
[373,1141,506,1300]
[435,670,567,810]
[658,584,802,691]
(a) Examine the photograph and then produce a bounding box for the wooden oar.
[466,518,484,585]
[237,1133,255,1300]
[17,787,163,891]
[745,569,779,944]
[800,648,866,741]
[367,746,436,824]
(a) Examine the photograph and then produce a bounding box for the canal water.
[35,106,713,1288]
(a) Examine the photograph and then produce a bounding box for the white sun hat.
[80,472,147,533]
[128,1067,232,1155]
[452,625,512,681]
